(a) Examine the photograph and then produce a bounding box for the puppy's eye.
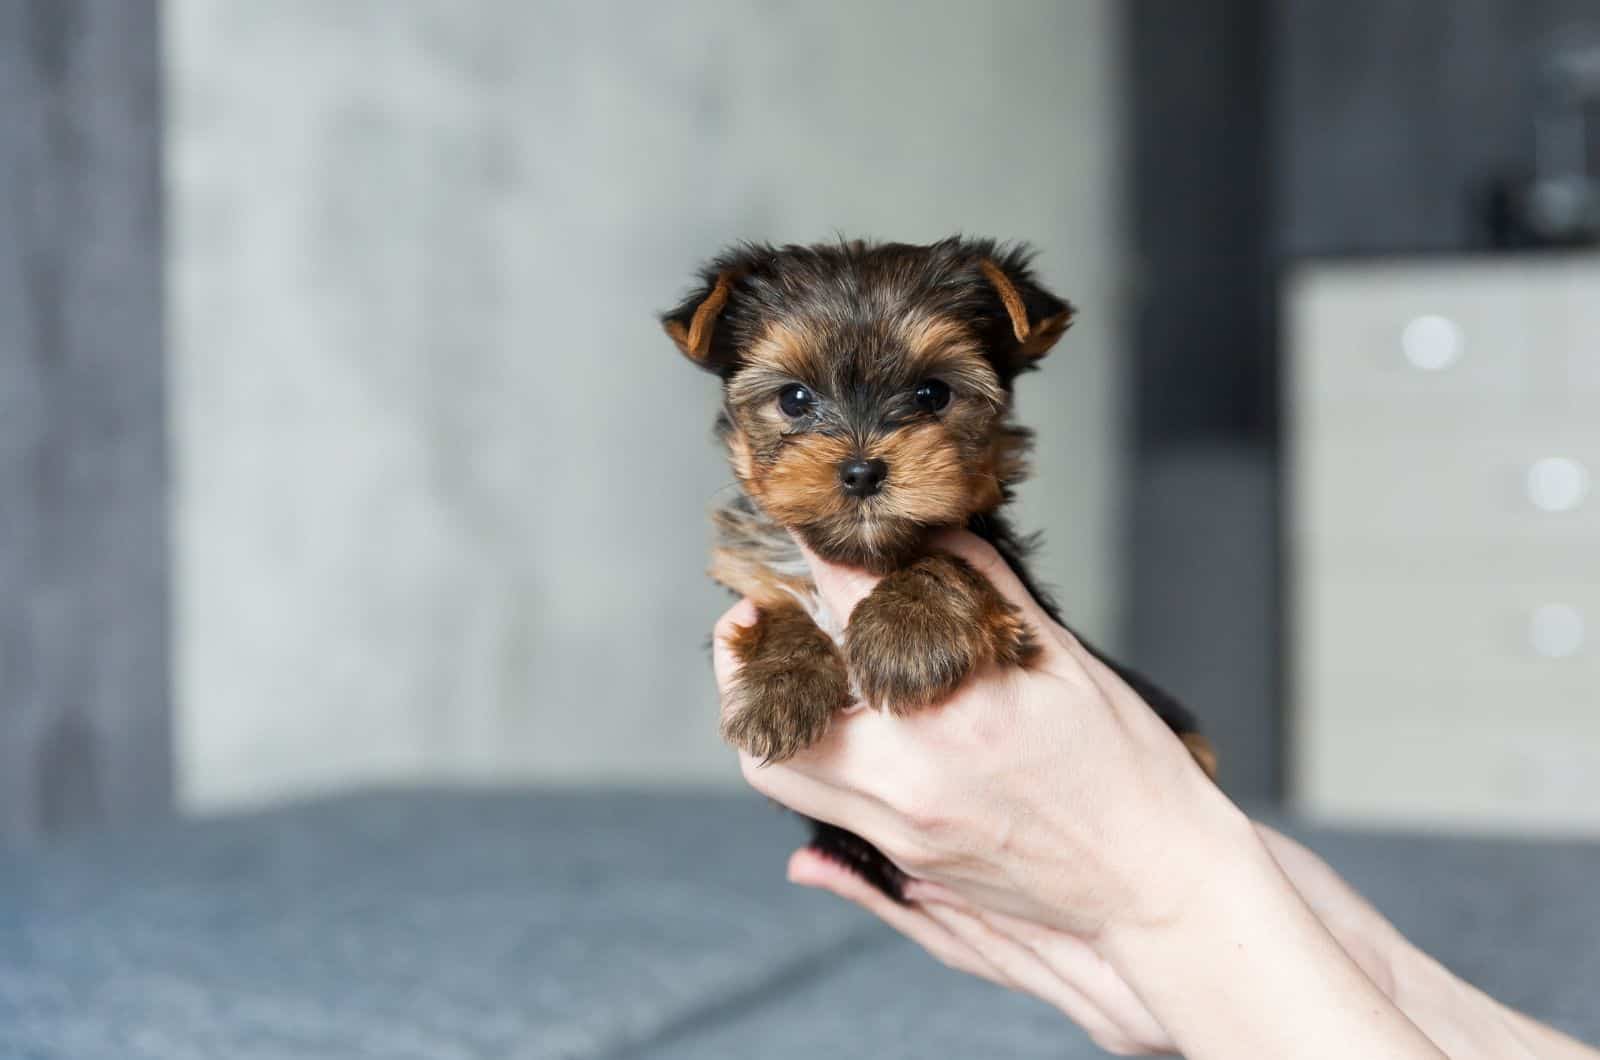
[777,384,815,418]
[913,378,951,413]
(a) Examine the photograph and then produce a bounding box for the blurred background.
[4,0,1599,842]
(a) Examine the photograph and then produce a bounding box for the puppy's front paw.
[845,554,1035,715]
[723,668,846,763]
[721,604,851,762]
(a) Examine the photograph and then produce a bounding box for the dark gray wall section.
[1129,446,1280,802]
[1275,0,1600,257]
[0,0,170,842]
[1128,0,1274,451]
[1125,0,1281,804]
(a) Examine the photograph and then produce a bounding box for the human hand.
[711,529,1250,941]
[786,841,1173,1055]
[713,532,1455,1059]
[785,824,1411,1056]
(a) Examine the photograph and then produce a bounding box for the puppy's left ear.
[978,256,1075,366]
[662,269,739,370]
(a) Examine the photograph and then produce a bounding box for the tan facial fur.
[722,312,1017,572]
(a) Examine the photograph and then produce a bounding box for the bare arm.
[791,820,1597,1058]
[1095,813,1445,1059]
[716,529,1593,1059]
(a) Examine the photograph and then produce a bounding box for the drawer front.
[1296,431,1600,542]
[1288,259,1600,429]
[1295,673,1600,831]
[1296,557,1600,688]
[1293,549,1600,830]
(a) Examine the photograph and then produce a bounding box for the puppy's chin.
[792,515,931,575]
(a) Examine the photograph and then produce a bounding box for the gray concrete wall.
[0,0,170,841]
[166,0,1129,810]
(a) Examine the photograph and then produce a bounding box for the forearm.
[1389,942,1599,1060]
[1098,799,1447,1060]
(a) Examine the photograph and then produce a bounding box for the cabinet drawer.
[1297,432,1600,542]
[1291,266,1545,404]
[1297,558,1600,688]
[1288,259,1600,429]
[1294,673,1600,832]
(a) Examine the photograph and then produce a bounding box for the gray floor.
[2,790,1598,1058]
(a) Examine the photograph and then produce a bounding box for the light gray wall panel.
[0,0,169,841]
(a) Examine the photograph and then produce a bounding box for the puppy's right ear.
[661,270,738,369]
[663,244,777,372]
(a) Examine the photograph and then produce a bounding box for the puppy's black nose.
[838,457,888,498]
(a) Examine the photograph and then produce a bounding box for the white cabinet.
[1287,255,1600,832]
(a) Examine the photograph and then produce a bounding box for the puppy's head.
[663,238,1073,572]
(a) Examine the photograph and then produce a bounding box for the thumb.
[796,538,882,624]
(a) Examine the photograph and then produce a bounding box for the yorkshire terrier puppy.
[665,237,1214,899]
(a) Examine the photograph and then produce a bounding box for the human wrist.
[1094,787,1267,954]
[1390,945,1541,1060]
[1137,768,1261,923]
[1094,810,1449,1059]
[1093,776,1266,948]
